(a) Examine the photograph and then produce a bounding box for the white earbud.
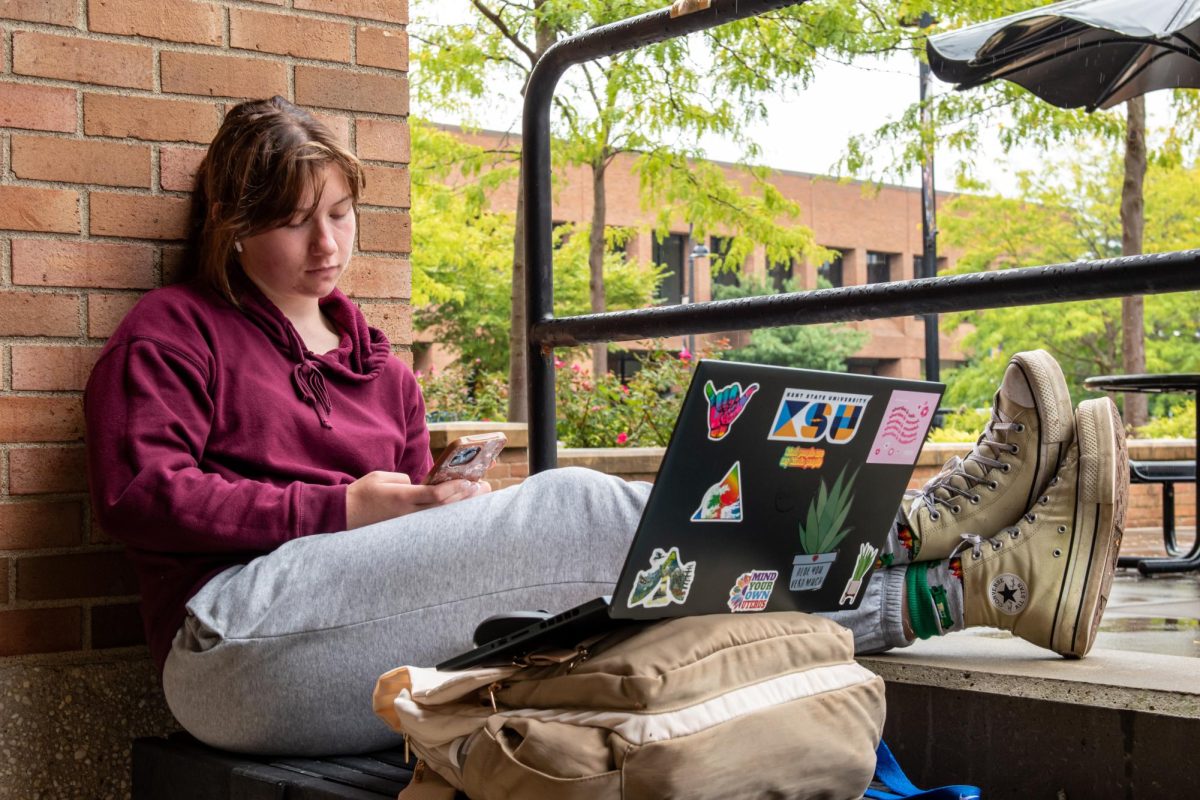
[233,240,243,253]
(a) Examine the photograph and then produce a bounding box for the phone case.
[425,433,507,484]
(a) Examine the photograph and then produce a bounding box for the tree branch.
[470,0,535,64]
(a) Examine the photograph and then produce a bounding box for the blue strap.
[864,739,981,800]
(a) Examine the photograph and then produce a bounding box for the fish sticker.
[692,461,743,522]
[627,547,697,609]
[704,380,759,440]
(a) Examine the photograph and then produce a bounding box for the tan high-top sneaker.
[892,350,1074,563]
[960,398,1127,658]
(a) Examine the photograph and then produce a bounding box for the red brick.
[12,239,157,289]
[8,447,88,494]
[0,82,75,133]
[11,136,151,189]
[357,26,407,71]
[90,192,190,240]
[87,292,141,338]
[359,301,411,344]
[12,346,104,391]
[16,551,138,601]
[356,118,409,163]
[310,110,351,146]
[13,31,153,90]
[84,93,218,144]
[160,146,207,192]
[0,398,84,443]
[0,186,79,233]
[358,209,410,252]
[294,0,407,24]
[91,602,146,649]
[161,51,289,100]
[296,65,407,114]
[0,502,83,549]
[361,164,410,207]
[340,255,410,298]
[87,0,222,45]
[0,291,80,336]
[0,607,81,656]
[0,0,76,25]
[231,8,351,62]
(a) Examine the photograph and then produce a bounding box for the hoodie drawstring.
[292,361,334,429]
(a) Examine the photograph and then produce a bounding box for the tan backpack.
[373,612,885,800]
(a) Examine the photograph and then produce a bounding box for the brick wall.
[0,0,411,673]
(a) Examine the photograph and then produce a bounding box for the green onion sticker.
[838,543,879,606]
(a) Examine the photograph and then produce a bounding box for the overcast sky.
[412,8,1177,197]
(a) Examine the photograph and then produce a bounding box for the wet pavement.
[1094,526,1198,658]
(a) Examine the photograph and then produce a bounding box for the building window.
[767,259,793,292]
[709,236,740,288]
[652,232,686,304]
[818,250,844,288]
[867,251,893,284]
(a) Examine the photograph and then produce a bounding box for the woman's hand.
[345,471,491,530]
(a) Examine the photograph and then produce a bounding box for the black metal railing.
[522,0,1200,472]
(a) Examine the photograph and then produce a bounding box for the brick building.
[425,125,966,380]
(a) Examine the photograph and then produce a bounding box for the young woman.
[84,97,1126,756]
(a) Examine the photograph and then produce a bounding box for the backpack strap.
[864,739,982,800]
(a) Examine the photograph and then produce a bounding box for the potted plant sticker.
[791,466,858,592]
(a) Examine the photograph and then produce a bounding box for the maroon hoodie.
[84,278,433,670]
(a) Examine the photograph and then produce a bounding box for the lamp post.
[918,11,940,384]
[686,240,709,357]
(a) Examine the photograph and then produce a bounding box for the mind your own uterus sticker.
[866,390,941,465]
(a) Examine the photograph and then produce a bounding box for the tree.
[713,277,868,372]
[936,148,1200,411]
[413,0,853,419]
[409,119,663,373]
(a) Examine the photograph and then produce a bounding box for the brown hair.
[180,96,365,303]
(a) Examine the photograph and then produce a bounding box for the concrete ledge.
[861,634,1200,718]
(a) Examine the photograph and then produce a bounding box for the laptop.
[437,359,944,670]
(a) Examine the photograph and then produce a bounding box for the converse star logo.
[988,573,1029,616]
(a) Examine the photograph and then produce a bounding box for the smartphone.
[423,432,507,485]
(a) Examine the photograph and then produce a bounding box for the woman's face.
[238,163,356,310]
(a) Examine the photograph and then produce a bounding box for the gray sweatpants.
[163,467,909,756]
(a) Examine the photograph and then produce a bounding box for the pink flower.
[571,363,582,373]
[620,384,630,394]
[679,347,692,362]
[616,432,629,445]
[414,370,423,379]
[554,357,565,368]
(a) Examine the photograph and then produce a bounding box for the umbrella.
[927,0,1200,110]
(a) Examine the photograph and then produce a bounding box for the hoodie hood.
[234,274,394,428]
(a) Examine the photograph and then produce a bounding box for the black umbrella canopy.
[927,0,1200,110]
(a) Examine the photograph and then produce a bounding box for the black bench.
[1120,459,1196,566]
[133,733,423,799]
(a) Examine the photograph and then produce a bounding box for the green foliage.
[553,342,728,448]
[418,362,509,423]
[409,119,664,373]
[936,149,1200,409]
[1135,399,1196,440]
[713,277,869,371]
[797,466,859,555]
[928,406,990,443]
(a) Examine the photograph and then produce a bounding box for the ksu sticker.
[728,569,778,613]
[866,390,941,465]
[768,389,871,444]
[779,446,825,470]
[704,380,759,440]
[692,462,743,522]
[627,547,697,609]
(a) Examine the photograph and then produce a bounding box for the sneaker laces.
[952,492,1050,560]
[917,403,1023,517]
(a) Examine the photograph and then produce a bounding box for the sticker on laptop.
[728,569,779,613]
[704,380,759,441]
[838,543,879,605]
[768,389,871,444]
[691,461,742,522]
[866,390,940,465]
[779,446,825,470]
[626,546,697,609]
[791,466,859,591]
